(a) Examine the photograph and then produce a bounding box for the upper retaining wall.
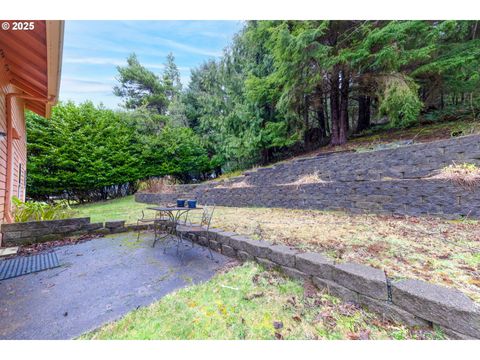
[136,178,480,219]
[240,134,480,185]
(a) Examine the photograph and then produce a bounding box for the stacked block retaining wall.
[136,135,480,219]
[0,218,141,246]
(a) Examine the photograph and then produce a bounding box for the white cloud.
[63,56,169,71]
[150,37,223,57]
[63,57,125,66]
[61,77,114,94]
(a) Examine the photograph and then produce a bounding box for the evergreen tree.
[114,53,168,114]
[163,52,182,102]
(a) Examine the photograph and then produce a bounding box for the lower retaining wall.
[0,218,143,246]
[136,178,480,219]
[169,224,480,339]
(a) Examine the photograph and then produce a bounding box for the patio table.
[147,206,203,248]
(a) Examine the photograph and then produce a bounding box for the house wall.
[0,56,28,230]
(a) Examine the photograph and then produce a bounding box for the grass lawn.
[80,262,444,340]
[72,195,156,224]
[73,196,480,303]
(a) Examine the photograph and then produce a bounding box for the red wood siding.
[0,56,28,228]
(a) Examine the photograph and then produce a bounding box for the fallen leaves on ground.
[12,233,105,257]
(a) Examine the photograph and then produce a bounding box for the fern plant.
[11,196,74,222]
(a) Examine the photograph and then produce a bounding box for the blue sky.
[60,21,243,109]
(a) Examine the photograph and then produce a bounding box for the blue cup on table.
[176,199,186,207]
[187,199,197,208]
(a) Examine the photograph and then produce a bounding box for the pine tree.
[163,52,182,102]
[114,53,168,114]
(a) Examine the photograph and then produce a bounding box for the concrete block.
[313,277,359,303]
[228,235,252,251]
[105,220,126,229]
[295,252,334,280]
[214,230,237,246]
[86,222,104,231]
[357,294,431,327]
[267,244,299,267]
[240,239,273,258]
[221,244,236,258]
[237,250,254,262]
[437,325,477,340]
[392,279,480,338]
[209,239,221,252]
[197,235,209,247]
[332,263,388,300]
[281,266,308,282]
[256,257,278,270]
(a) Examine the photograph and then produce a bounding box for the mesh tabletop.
[147,207,203,211]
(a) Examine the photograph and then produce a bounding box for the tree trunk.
[329,67,340,146]
[314,85,326,138]
[324,94,330,135]
[303,94,310,149]
[356,95,371,132]
[261,148,270,165]
[338,69,349,145]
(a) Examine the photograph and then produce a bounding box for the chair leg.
[206,235,214,260]
[136,220,142,242]
[176,231,184,255]
[152,222,158,248]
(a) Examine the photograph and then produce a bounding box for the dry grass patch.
[434,162,480,189]
[285,172,327,186]
[210,207,480,302]
[215,179,253,189]
[230,180,253,188]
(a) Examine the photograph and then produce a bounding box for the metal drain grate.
[0,252,60,281]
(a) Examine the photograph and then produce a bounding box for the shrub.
[26,101,142,202]
[12,196,74,222]
[138,126,212,182]
[377,75,423,128]
[137,177,175,193]
[27,102,214,202]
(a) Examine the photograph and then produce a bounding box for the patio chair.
[176,204,215,260]
[136,208,170,241]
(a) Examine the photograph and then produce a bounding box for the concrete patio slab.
[0,232,229,339]
[0,247,18,258]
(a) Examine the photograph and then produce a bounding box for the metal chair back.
[200,204,215,230]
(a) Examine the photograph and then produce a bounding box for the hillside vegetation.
[26,21,480,201]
